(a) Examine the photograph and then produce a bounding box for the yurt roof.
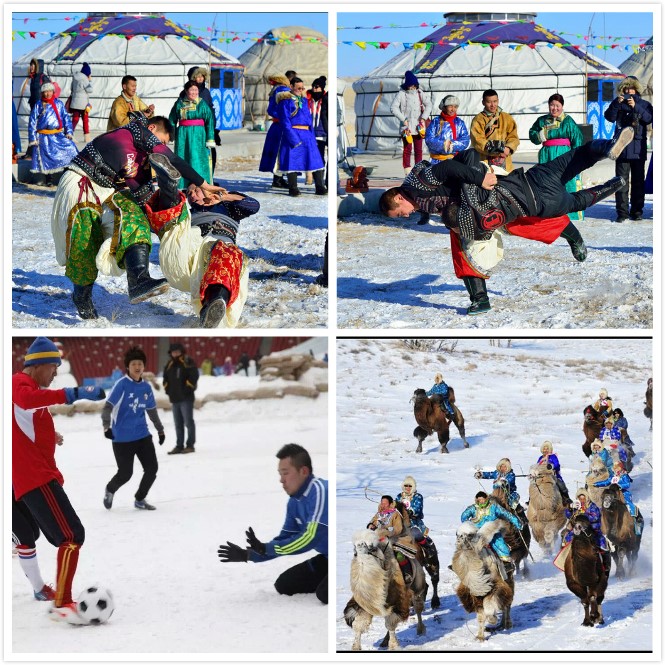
[618,37,653,98]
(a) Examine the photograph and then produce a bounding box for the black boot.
[560,222,587,262]
[287,172,300,197]
[200,284,231,328]
[149,154,182,209]
[417,212,430,225]
[574,176,626,209]
[72,283,98,319]
[588,127,635,161]
[32,172,46,186]
[124,243,169,304]
[313,169,328,195]
[271,174,289,189]
[462,276,491,315]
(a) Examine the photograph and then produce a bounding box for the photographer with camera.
[604,77,653,223]
[470,89,520,171]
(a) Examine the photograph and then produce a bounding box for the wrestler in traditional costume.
[380,128,634,314]
[258,74,292,189]
[51,114,222,320]
[28,83,78,186]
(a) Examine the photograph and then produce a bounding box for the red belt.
[543,138,570,147]
[179,119,205,127]
[270,117,279,123]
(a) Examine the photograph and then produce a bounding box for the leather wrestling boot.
[462,276,491,315]
[72,283,98,319]
[588,127,634,160]
[313,169,328,195]
[200,284,231,328]
[574,176,626,209]
[149,154,182,209]
[271,174,289,189]
[560,222,587,262]
[124,243,169,304]
[287,172,300,197]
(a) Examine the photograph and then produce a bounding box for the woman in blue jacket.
[426,372,455,416]
[425,95,470,164]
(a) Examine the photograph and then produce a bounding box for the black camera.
[623,94,634,102]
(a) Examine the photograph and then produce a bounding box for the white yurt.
[618,37,653,102]
[12,13,244,133]
[239,26,328,126]
[353,12,622,152]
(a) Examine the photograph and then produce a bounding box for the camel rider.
[536,441,572,506]
[461,491,522,573]
[593,388,613,419]
[562,489,611,569]
[368,496,413,584]
[475,458,522,513]
[593,461,644,535]
[611,408,635,450]
[395,475,438,566]
[599,417,621,445]
[425,373,455,417]
[590,439,613,475]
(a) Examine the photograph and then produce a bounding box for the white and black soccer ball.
[77,586,115,625]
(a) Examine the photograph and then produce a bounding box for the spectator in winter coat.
[475,458,520,510]
[536,440,571,504]
[461,491,521,572]
[69,62,93,143]
[218,444,328,603]
[426,372,455,416]
[390,70,432,175]
[102,346,165,510]
[26,58,51,111]
[107,75,155,131]
[13,337,106,623]
[163,343,199,454]
[308,76,328,185]
[425,95,470,164]
[470,89,520,171]
[604,76,653,222]
[222,356,234,376]
[236,352,250,376]
[259,74,292,189]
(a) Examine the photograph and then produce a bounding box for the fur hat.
[541,440,553,453]
[402,475,417,493]
[401,70,419,90]
[599,388,608,398]
[268,73,290,87]
[40,82,55,94]
[613,460,625,472]
[24,337,62,367]
[80,62,92,77]
[190,67,209,82]
[576,488,590,500]
[604,417,614,428]
[439,94,460,110]
[591,438,604,451]
[497,458,512,472]
[434,372,443,384]
[618,77,643,95]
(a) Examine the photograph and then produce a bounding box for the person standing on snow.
[163,342,199,455]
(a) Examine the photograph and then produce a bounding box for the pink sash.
[179,119,205,127]
[543,138,570,147]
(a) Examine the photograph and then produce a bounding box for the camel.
[526,464,567,556]
[585,455,610,508]
[344,529,427,651]
[451,521,514,641]
[601,484,642,578]
[411,388,468,453]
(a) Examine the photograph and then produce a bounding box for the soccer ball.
[77,586,115,625]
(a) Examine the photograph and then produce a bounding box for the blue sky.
[10,11,328,61]
[337,11,654,76]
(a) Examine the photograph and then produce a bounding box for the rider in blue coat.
[594,461,637,515]
[611,408,634,449]
[395,474,439,566]
[425,372,455,416]
[536,441,571,505]
[259,74,291,189]
[475,458,521,510]
[563,488,608,549]
[461,491,522,571]
[590,439,614,474]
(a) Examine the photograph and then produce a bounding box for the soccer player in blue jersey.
[101,346,165,511]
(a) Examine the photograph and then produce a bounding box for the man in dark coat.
[163,342,199,454]
[604,76,653,222]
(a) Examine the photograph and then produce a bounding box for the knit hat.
[81,62,92,77]
[541,440,553,454]
[40,82,55,94]
[24,337,62,367]
[401,70,419,90]
[312,76,327,90]
[440,94,460,110]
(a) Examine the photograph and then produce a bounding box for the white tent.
[238,26,328,126]
[619,38,653,103]
[337,78,349,167]
[353,12,621,153]
[12,13,243,133]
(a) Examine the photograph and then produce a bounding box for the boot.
[313,169,328,195]
[417,212,430,225]
[72,283,98,319]
[588,127,634,161]
[32,172,46,186]
[200,284,231,328]
[149,154,182,209]
[271,174,288,189]
[461,276,491,315]
[287,172,300,197]
[124,243,169,304]
[574,176,626,209]
[560,222,587,262]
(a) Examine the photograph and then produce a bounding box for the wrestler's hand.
[220,192,244,202]
[481,172,497,190]
[201,182,228,197]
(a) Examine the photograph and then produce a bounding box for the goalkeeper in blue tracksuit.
[218,443,328,604]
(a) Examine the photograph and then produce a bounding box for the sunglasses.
[403,484,412,488]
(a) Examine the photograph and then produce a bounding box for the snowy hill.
[335,338,653,652]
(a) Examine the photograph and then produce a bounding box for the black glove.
[245,527,266,555]
[158,431,166,445]
[218,541,248,563]
[214,130,222,146]
[104,428,114,440]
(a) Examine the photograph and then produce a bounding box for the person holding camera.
[470,89,520,171]
[604,77,653,223]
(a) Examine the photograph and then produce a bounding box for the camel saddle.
[345,166,369,193]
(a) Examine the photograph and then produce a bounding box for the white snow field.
[11,171,328,329]
[11,365,328,655]
[337,197,653,329]
[336,338,655,653]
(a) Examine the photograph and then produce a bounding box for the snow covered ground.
[11,365,328,655]
[11,170,328,329]
[335,338,654,652]
[337,199,653,329]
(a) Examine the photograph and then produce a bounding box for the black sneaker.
[134,499,156,510]
[103,489,114,510]
[629,213,643,221]
[615,216,628,224]
[167,446,184,455]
